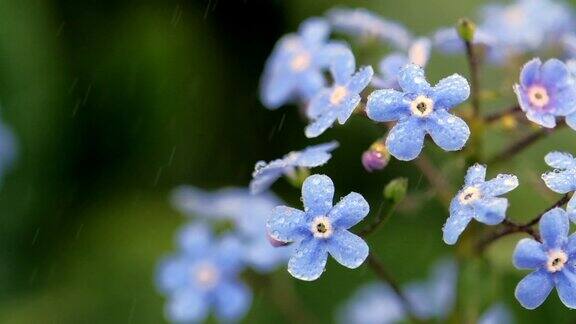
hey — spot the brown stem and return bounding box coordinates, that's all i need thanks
[358,201,396,238]
[476,193,571,252]
[484,105,521,123]
[366,253,422,323]
[413,155,452,207]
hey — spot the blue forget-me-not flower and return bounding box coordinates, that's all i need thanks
[541,151,576,216]
[337,282,405,324]
[514,58,576,128]
[513,208,576,309]
[366,64,470,161]
[267,174,370,281]
[171,187,290,273]
[250,141,339,194]
[305,45,373,138]
[156,223,251,323]
[372,38,431,89]
[478,303,515,324]
[260,18,334,109]
[443,164,519,245]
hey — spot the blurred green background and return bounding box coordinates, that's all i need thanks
[0,0,575,323]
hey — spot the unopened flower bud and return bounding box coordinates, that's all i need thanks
[384,178,408,204]
[285,167,310,188]
[457,18,476,42]
[267,232,289,247]
[361,141,390,172]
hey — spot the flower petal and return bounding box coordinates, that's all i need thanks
[540,207,569,250]
[464,164,487,186]
[299,70,325,100]
[329,192,370,229]
[288,237,328,281]
[556,268,576,309]
[526,109,557,128]
[472,197,507,225]
[328,45,355,84]
[566,112,576,130]
[305,109,338,138]
[267,206,307,243]
[541,58,570,90]
[425,110,470,151]
[478,304,514,324]
[347,66,374,94]
[442,200,474,245]
[167,288,209,323]
[299,17,330,48]
[541,169,576,193]
[366,89,410,122]
[156,256,189,293]
[566,233,576,259]
[327,230,369,269]
[296,141,339,167]
[548,86,576,116]
[386,117,426,161]
[480,174,519,197]
[177,223,212,256]
[249,159,286,194]
[214,281,252,321]
[520,58,542,87]
[514,269,554,310]
[513,238,546,270]
[568,195,576,217]
[431,74,470,110]
[336,93,362,124]
[302,174,334,216]
[398,64,431,94]
[545,151,576,170]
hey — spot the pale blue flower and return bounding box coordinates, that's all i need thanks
[267,174,370,281]
[326,7,412,49]
[366,64,470,161]
[478,303,515,324]
[443,164,519,245]
[250,141,339,194]
[432,27,501,62]
[337,282,405,324]
[372,38,431,89]
[541,151,576,217]
[260,18,334,109]
[156,223,251,323]
[513,208,576,309]
[514,58,576,128]
[305,45,373,138]
[171,187,290,273]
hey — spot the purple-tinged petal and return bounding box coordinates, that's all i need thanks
[166,288,209,323]
[327,230,369,269]
[539,207,569,249]
[480,174,519,197]
[267,206,307,243]
[431,74,470,110]
[545,151,576,170]
[525,109,557,128]
[520,58,542,87]
[541,58,570,90]
[443,200,474,245]
[329,192,370,229]
[548,86,576,116]
[514,269,554,310]
[425,110,470,151]
[555,268,576,309]
[398,64,431,94]
[472,197,507,225]
[214,281,252,321]
[541,169,576,193]
[366,89,410,122]
[302,174,334,216]
[386,117,426,161]
[513,238,546,270]
[464,164,487,186]
[347,65,374,94]
[287,237,328,281]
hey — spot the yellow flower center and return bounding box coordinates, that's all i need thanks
[527,85,550,108]
[410,95,434,117]
[311,216,333,239]
[330,86,348,105]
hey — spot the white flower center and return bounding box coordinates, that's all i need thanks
[311,216,333,239]
[291,52,311,72]
[330,86,348,105]
[410,95,434,117]
[527,85,550,108]
[458,186,482,205]
[546,250,568,273]
[193,263,219,288]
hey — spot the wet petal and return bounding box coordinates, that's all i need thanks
[541,169,576,193]
[514,269,554,310]
[386,117,426,161]
[366,89,410,122]
[425,110,470,151]
[335,93,361,124]
[267,206,307,243]
[288,237,328,281]
[398,64,431,94]
[556,268,576,309]
[473,197,507,225]
[329,192,370,229]
[296,141,339,167]
[214,281,252,321]
[305,109,338,138]
[520,58,542,87]
[540,207,569,250]
[544,151,576,169]
[464,164,487,186]
[249,159,286,194]
[431,74,470,110]
[327,230,369,269]
[301,174,334,216]
[442,200,474,245]
[513,238,546,270]
[480,174,519,197]
[347,65,373,94]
